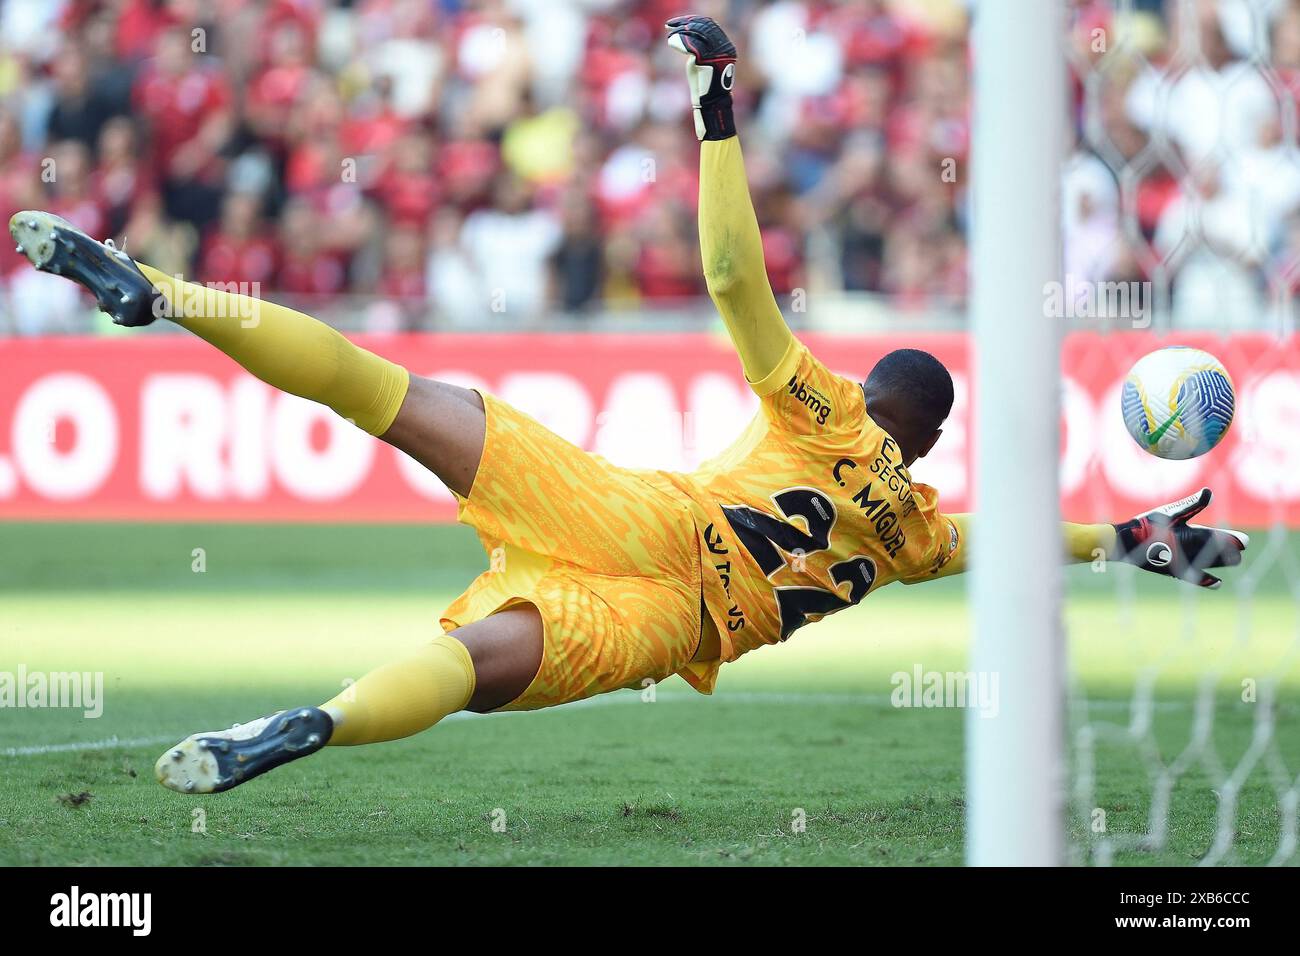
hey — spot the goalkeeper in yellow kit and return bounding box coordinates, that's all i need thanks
[12,16,1248,795]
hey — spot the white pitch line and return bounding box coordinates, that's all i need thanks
[3,734,176,758]
[1,691,1189,757]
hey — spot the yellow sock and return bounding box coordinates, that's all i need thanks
[321,635,477,745]
[137,263,409,436]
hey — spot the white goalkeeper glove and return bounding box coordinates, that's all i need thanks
[665,15,738,141]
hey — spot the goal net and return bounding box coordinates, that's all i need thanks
[1059,0,1298,866]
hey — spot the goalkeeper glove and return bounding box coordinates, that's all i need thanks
[665,15,737,141]
[1113,488,1248,589]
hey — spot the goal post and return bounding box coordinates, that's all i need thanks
[966,0,1068,865]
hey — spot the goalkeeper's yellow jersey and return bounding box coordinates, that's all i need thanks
[639,338,963,675]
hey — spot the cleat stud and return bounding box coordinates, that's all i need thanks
[219,741,230,753]
[196,740,208,751]
[25,218,35,228]
[298,709,311,718]
[14,245,21,254]
[119,293,131,305]
[48,231,57,240]
[171,749,183,760]
[306,734,320,746]
[184,781,195,792]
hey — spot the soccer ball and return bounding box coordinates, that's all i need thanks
[1120,346,1235,460]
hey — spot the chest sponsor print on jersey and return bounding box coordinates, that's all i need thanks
[832,438,917,560]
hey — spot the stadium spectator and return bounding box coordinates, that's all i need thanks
[550,190,605,314]
[460,175,560,321]
[0,109,40,282]
[276,198,348,298]
[94,117,155,238]
[200,190,277,289]
[132,23,234,228]
[46,41,119,149]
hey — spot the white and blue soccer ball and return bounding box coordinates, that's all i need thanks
[1121,346,1235,460]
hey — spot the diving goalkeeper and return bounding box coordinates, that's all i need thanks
[10,16,1248,795]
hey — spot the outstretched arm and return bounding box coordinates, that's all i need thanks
[919,489,1248,590]
[924,516,1115,580]
[699,138,793,383]
[667,16,794,385]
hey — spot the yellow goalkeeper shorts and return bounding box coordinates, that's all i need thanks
[439,392,707,711]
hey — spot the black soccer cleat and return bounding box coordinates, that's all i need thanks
[154,707,334,794]
[9,210,164,327]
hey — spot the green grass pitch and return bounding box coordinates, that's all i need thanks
[2,522,1297,866]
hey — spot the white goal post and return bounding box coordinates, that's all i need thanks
[966,0,1067,865]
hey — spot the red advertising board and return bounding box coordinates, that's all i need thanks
[0,332,1297,525]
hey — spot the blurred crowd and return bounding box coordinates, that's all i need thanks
[1066,0,1300,331]
[0,0,1295,333]
[0,0,971,331]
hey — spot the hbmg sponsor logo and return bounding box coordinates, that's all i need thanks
[785,376,833,426]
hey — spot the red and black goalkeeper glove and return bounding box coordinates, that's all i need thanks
[665,15,737,141]
[1113,488,1248,589]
